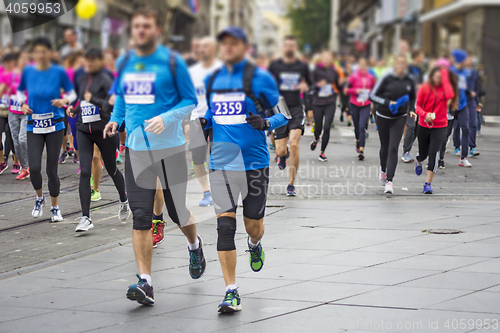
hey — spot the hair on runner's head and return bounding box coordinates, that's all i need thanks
[85,47,103,60]
[132,6,163,27]
[32,37,52,50]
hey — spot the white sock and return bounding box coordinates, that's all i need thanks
[187,237,200,251]
[140,274,152,286]
[225,284,238,292]
[248,237,260,249]
[51,206,59,210]
[37,194,44,200]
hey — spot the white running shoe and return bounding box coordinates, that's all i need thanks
[379,169,387,186]
[50,207,63,222]
[459,158,472,168]
[384,181,394,194]
[118,201,131,221]
[75,216,94,232]
[32,196,45,218]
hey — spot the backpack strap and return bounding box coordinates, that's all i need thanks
[205,68,222,106]
[169,50,178,93]
[243,62,264,113]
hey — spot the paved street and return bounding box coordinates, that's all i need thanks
[0,120,499,332]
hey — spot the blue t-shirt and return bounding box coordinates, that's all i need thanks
[18,65,74,132]
[451,66,468,111]
[204,59,287,171]
[110,46,197,151]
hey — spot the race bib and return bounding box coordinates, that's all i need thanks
[124,73,156,104]
[195,85,206,97]
[32,113,56,134]
[279,73,301,91]
[318,84,333,97]
[9,95,22,112]
[0,94,9,107]
[212,93,246,125]
[458,75,467,90]
[357,89,370,103]
[81,101,101,123]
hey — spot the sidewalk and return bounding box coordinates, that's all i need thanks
[1,199,499,332]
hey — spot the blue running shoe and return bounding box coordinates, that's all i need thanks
[423,182,433,194]
[188,236,206,279]
[126,274,154,305]
[269,144,275,150]
[469,148,480,157]
[415,162,423,176]
[454,148,461,156]
[218,289,241,313]
[286,183,297,196]
[199,191,213,207]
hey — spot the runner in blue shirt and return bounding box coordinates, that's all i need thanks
[18,37,77,222]
[103,6,206,306]
[201,26,289,313]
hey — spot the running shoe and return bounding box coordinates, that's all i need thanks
[423,182,433,194]
[286,183,297,197]
[116,150,122,163]
[402,152,413,163]
[454,148,461,156]
[318,153,328,162]
[58,151,68,164]
[340,113,344,122]
[415,162,423,176]
[370,115,375,124]
[16,168,30,180]
[12,163,20,174]
[73,155,79,164]
[358,151,364,161]
[32,195,45,218]
[310,139,318,151]
[118,201,131,221]
[67,148,74,157]
[379,169,387,186]
[0,162,8,174]
[152,220,165,248]
[459,158,472,168]
[347,121,352,127]
[438,160,445,170]
[119,145,126,156]
[218,289,241,313]
[91,190,102,202]
[247,236,265,272]
[278,156,287,170]
[269,144,275,150]
[50,207,63,222]
[188,235,206,279]
[126,274,154,306]
[469,148,480,157]
[75,216,94,232]
[199,191,213,207]
[384,181,394,194]
[77,164,81,175]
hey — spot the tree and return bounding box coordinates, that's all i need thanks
[287,0,331,53]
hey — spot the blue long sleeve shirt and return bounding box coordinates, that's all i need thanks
[451,66,468,111]
[204,58,288,171]
[110,46,197,151]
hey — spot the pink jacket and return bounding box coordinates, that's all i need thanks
[345,70,376,107]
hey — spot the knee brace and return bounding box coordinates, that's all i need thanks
[217,216,237,251]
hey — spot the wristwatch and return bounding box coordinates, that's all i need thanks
[264,120,271,130]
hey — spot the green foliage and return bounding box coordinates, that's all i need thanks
[287,0,331,53]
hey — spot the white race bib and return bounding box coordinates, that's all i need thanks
[212,93,246,125]
[318,84,333,97]
[357,89,370,103]
[124,73,156,104]
[81,101,101,123]
[458,75,467,90]
[279,73,301,91]
[9,95,22,111]
[0,94,9,107]
[32,113,56,134]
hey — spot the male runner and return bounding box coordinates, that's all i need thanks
[188,37,222,207]
[103,6,206,306]
[268,35,310,196]
[201,27,289,313]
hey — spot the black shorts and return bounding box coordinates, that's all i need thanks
[210,167,269,220]
[274,105,305,140]
[189,120,209,166]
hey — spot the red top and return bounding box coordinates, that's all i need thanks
[345,70,376,107]
[415,68,455,129]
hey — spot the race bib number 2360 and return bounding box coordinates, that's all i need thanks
[123,73,156,104]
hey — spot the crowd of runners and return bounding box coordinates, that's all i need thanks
[0,5,487,313]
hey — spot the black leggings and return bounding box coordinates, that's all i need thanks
[313,104,336,152]
[350,104,371,148]
[77,130,127,217]
[125,147,191,230]
[440,119,454,161]
[417,125,447,173]
[27,129,64,197]
[376,115,406,182]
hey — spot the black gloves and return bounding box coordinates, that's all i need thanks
[246,111,270,131]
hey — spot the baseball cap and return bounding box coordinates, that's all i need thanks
[217,26,248,44]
